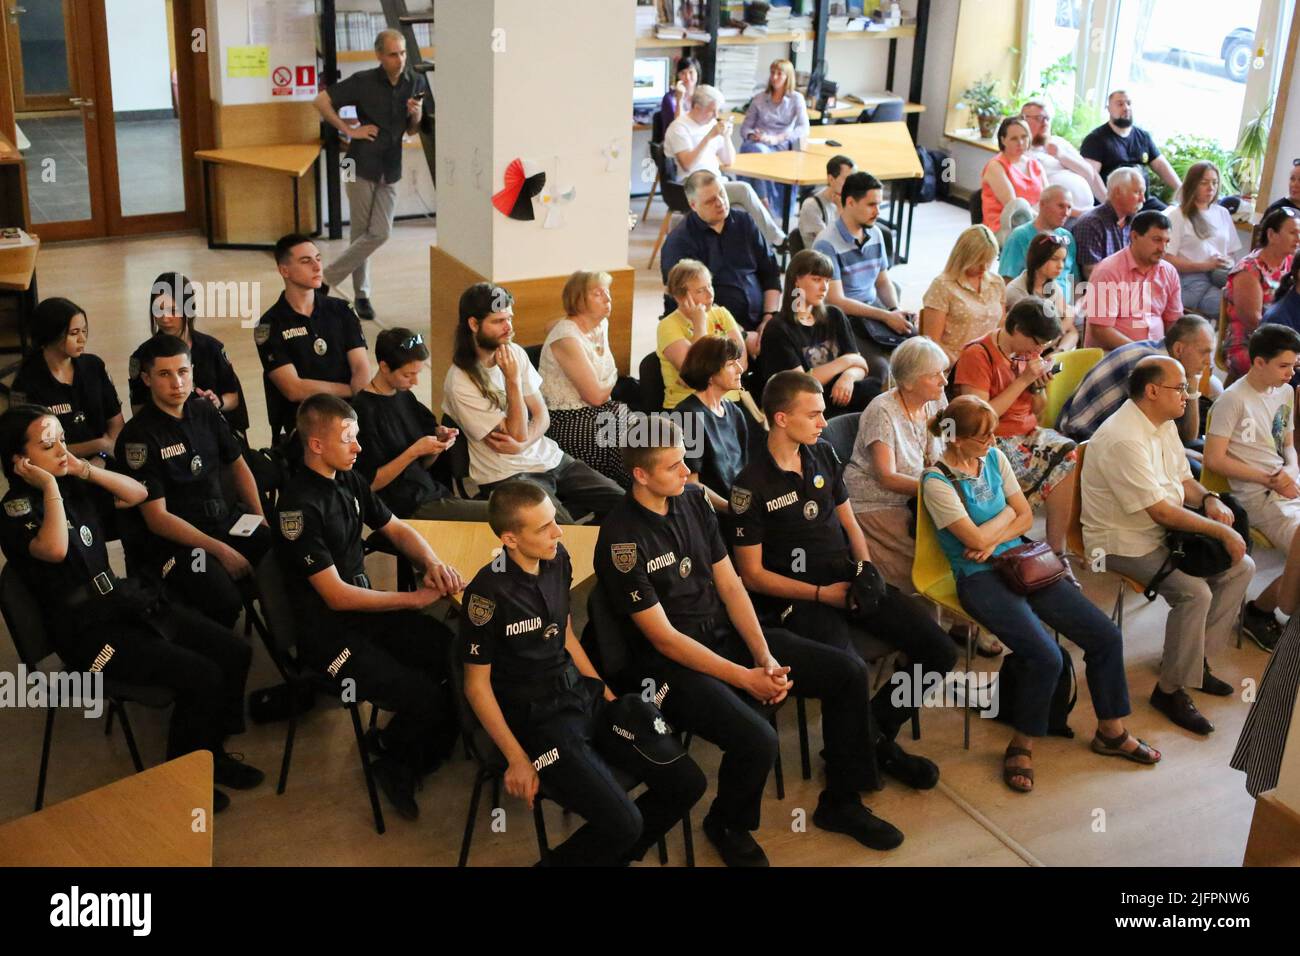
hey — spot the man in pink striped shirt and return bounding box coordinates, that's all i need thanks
[1083,209,1184,351]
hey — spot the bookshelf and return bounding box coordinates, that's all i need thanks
[337,46,434,62]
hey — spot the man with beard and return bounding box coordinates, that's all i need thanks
[441,283,624,524]
[1019,99,1104,211]
[1080,91,1182,212]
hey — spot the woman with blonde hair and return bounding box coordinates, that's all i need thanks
[1165,160,1241,318]
[657,258,749,409]
[540,270,638,485]
[738,58,810,216]
[920,225,1006,367]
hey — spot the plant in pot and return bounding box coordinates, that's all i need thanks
[959,75,1006,139]
[1230,97,1273,203]
[1149,134,1239,205]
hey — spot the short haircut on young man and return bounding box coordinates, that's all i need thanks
[273,233,315,266]
[1248,323,1300,362]
[1005,296,1062,343]
[620,415,684,476]
[840,170,883,205]
[138,333,192,373]
[826,154,854,178]
[1129,357,1174,401]
[762,370,823,420]
[375,327,430,369]
[1130,210,1171,236]
[487,479,550,537]
[296,393,357,438]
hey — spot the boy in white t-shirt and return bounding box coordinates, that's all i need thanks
[442,283,624,524]
[1204,324,1300,651]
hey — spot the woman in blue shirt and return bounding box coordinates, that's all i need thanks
[921,395,1158,792]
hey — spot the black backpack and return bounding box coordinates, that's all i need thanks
[985,642,1077,738]
[910,147,950,204]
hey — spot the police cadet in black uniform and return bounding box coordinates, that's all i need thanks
[731,371,957,787]
[274,394,465,820]
[114,335,271,629]
[128,273,249,438]
[0,405,262,813]
[595,418,904,868]
[461,481,705,866]
[254,234,370,440]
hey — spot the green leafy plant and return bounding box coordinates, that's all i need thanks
[1149,134,1240,204]
[958,75,1007,138]
[1231,98,1273,199]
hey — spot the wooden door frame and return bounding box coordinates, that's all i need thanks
[3,0,81,114]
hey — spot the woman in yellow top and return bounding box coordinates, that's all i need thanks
[657,259,749,409]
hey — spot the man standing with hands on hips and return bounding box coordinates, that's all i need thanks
[314,29,431,320]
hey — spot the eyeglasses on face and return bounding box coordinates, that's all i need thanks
[1155,383,1194,396]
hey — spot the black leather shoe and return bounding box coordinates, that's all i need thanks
[354,297,376,320]
[1242,604,1280,652]
[1199,659,1234,697]
[371,756,419,821]
[813,791,904,850]
[702,814,769,867]
[878,738,940,790]
[213,788,230,813]
[214,751,265,790]
[1150,685,1214,735]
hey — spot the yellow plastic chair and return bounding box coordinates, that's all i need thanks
[1041,347,1103,430]
[1069,442,1145,628]
[913,476,984,749]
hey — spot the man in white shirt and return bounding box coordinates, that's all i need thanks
[663,85,785,247]
[1082,356,1254,735]
[797,154,854,250]
[1020,99,1105,212]
[1204,324,1300,652]
[442,283,625,524]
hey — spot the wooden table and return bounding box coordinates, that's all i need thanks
[0,233,39,396]
[194,143,322,251]
[406,520,602,600]
[723,121,924,262]
[0,751,213,866]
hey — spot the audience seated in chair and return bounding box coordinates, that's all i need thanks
[675,335,750,513]
[998,184,1079,304]
[658,258,750,410]
[1019,98,1105,211]
[1164,161,1241,320]
[1223,207,1300,382]
[1005,233,1079,351]
[1070,167,1146,281]
[798,154,855,251]
[1083,210,1182,351]
[920,225,1005,368]
[737,58,810,219]
[1080,90,1182,212]
[982,117,1045,246]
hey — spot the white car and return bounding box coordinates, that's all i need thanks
[1143,0,1257,82]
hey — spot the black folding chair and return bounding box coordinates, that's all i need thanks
[437,414,474,499]
[821,410,861,464]
[637,352,665,415]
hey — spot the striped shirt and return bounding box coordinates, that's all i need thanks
[1055,337,1165,440]
[813,218,886,307]
[1070,201,1131,275]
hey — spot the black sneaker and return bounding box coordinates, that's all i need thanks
[371,756,419,821]
[1242,604,1281,652]
[1199,659,1234,697]
[214,751,265,790]
[702,814,769,867]
[213,788,230,814]
[878,738,940,790]
[354,297,376,320]
[812,791,904,850]
[1150,685,1214,735]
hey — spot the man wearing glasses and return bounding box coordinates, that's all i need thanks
[1019,99,1105,211]
[351,327,490,521]
[1082,356,1255,736]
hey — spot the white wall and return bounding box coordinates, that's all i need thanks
[206,0,317,106]
[106,0,173,113]
[1264,54,1300,206]
[915,3,986,193]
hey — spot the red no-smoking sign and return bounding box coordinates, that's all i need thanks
[272,66,293,96]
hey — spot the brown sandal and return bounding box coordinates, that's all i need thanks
[1091,729,1161,765]
[1003,745,1034,793]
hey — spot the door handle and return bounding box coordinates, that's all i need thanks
[9,5,27,23]
[70,97,95,107]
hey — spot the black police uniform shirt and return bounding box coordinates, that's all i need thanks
[675,394,748,500]
[114,393,243,538]
[352,389,452,517]
[327,66,432,185]
[1079,122,1161,186]
[128,331,248,432]
[759,306,858,385]
[595,485,729,653]
[254,290,366,434]
[10,353,120,449]
[460,543,574,697]
[274,465,393,614]
[730,439,851,604]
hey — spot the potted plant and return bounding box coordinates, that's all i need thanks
[959,75,1005,139]
[1231,98,1273,201]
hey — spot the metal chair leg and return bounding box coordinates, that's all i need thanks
[277,703,298,794]
[104,700,114,736]
[532,798,550,864]
[35,707,55,811]
[796,696,812,781]
[647,213,674,269]
[657,835,669,865]
[964,628,973,751]
[771,713,785,799]
[116,704,146,773]
[682,810,695,867]
[458,769,488,867]
[349,703,385,835]
[910,708,921,742]
[491,775,502,811]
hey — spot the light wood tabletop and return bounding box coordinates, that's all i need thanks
[0,751,213,866]
[0,235,39,292]
[406,520,602,601]
[724,120,922,186]
[193,143,322,178]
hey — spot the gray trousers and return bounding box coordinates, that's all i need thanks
[1105,546,1255,691]
[409,496,491,522]
[324,174,398,298]
[722,180,785,246]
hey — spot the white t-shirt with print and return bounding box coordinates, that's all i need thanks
[1207,376,1294,506]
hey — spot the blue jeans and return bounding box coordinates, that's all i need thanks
[1179,269,1228,318]
[955,570,1130,737]
[738,138,797,217]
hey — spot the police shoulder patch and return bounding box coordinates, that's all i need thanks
[611,542,637,573]
[467,594,496,626]
[730,486,752,515]
[254,324,271,346]
[279,510,305,541]
[3,498,31,518]
[124,443,148,470]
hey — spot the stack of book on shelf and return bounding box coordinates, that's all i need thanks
[0,227,35,248]
[716,45,760,107]
[636,2,658,36]
[334,11,432,51]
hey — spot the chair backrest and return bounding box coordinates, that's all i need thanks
[660,177,690,215]
[1198,409,1231,494]
[1215,297,1229,372]
[583,586,636,693]
[0,566,54,668]
[821,410,861,463]
[651,108,666,144]
[786,225,806,255]
[911,476,954,597]
[523,344,543,371]
[439,413,472,481]
[868,99,905,123]
[254,555,302,662]
[1066,441,1088,557]
[877,221,897,268]
[649,141,677,183]
[968,186,984,225]
[1041,347,1103,429]
[638,351,665,413]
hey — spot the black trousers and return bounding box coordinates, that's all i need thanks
[64,602,251,758]
[780,585,958,740]
[482,454,626,525]
[505,685,706,866]
[154,517,273,628]
[303,609,455,775]
[634,621,879,832]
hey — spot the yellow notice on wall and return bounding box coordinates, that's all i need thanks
[227,45,270,78]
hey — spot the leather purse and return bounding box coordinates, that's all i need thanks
[991,539,1068,594]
